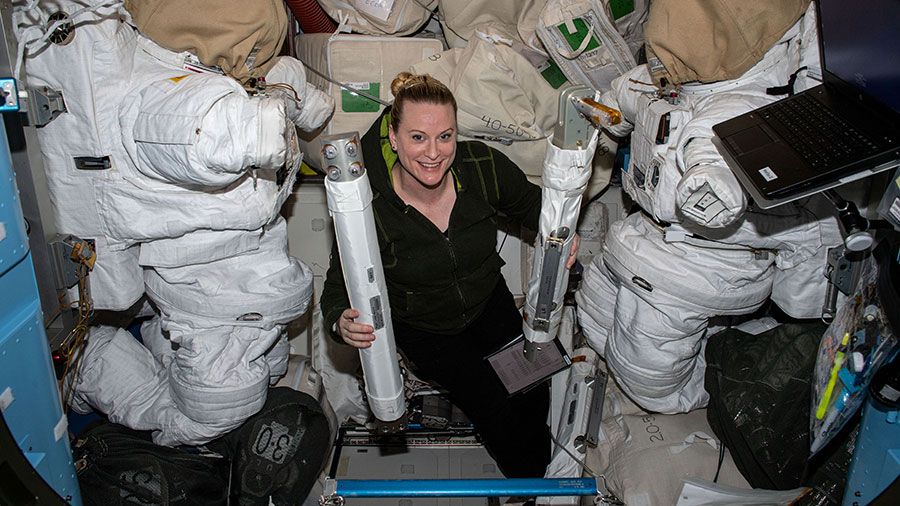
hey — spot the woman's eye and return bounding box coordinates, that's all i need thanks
[440,133,453,140]
[412,134,423,141]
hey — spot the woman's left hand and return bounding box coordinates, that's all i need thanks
[566,233,580,269]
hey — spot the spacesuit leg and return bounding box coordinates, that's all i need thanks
[140,314,175,368]
[265,333,291,385]
[604,285,711,413]
[575,252,619,354]
[68,325,247,444]
[139,220,312,445]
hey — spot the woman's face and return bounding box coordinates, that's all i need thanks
[388,101,457,190]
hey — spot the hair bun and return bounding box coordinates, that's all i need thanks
[391,72,427,97]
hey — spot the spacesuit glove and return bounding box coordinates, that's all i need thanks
[265,56,335,132]
[675,162,747,228]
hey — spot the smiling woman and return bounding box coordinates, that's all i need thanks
[321,72,554,480]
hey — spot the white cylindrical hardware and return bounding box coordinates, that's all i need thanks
[323,133,406,422]
[523,87,606,360]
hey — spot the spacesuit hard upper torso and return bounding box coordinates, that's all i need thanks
[16,0,335,445]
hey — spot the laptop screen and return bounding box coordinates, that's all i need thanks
[819,0,900,113]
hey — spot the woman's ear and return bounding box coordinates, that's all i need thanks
[388,125,397,151]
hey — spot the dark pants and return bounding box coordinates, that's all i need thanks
[392,278,551,478]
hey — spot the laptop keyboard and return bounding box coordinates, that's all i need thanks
[761,93,880,168]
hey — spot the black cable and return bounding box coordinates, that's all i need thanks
[713,440,725,483]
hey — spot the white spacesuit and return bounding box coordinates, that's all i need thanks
[15,0,334,445]
[576,0,846,413]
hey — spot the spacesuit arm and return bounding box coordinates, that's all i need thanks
[321,239,353,344]
[675,135,748,228]
[128,73,289,187]
[265,56,335,132]
[597,65,655,139]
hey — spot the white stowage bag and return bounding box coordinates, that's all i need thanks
[535,0,638,92]
[317,0,437,36]
[436,0,547,50]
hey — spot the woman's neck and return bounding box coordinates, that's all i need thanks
[392,162,457,231]
[393,162,454,204]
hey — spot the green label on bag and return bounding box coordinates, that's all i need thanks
[341,82,380,112]
[557,18,600,53]
[609,0,635,19]
[539,59,568,89]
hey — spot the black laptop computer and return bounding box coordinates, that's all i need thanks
[711,0,900,209]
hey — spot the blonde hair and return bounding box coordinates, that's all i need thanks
[389,72,457,131]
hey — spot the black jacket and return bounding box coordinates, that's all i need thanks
[321,108,541,339]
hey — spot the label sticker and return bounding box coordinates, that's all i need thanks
[369,295,384,330]
[647,56,666,74]
[54,413,67,442]
[341,82,381,113]
[356,0,394,22]
[609,0,636,19]
[889,197,900,221]
[0,222,6,243]
[557,18,600,53]
[539,59,568,89]
[0,387,13,412]
[680,183,727,224]
[759,167,778,182]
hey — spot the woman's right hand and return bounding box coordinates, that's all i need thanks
[336,308,376,348]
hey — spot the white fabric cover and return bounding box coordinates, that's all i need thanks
[265,56,335,133]
[595,213,775,413]
[18,1,331,444]
[310,307,371,425]
[68,326,255,445]
[524,134,598,345]
[577,194,844,412]
[16,1,144,310]
[144,218,312,329]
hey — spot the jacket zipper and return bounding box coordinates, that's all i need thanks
[444,233,469,325]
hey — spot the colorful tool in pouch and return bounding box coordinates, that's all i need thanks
[817,332,851,419]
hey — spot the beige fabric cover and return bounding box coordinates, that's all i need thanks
[124,0,287,87]
[437,0,547,49]
[644,0,811,85]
